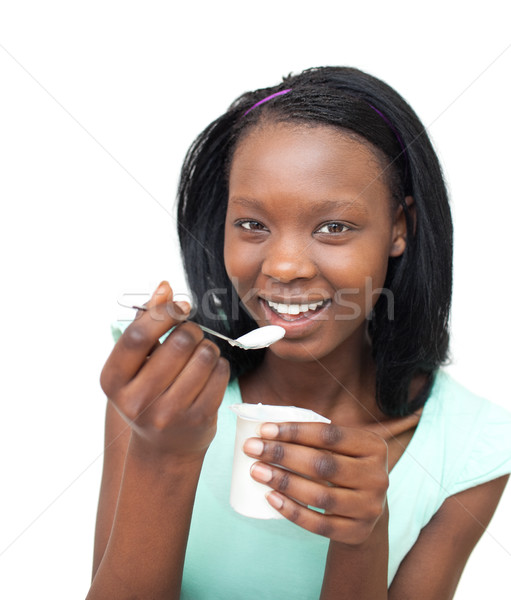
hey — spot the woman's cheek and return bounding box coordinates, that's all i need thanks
[224,240,261,294]
[326,250,389,319]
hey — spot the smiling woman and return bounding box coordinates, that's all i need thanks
[178,68,450,417]
[224,124,405,362]
[88,67,511,600]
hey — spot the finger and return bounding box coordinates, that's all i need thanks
[147,338,222,422]
[250,462,374,519]
[258,422,386,458]
[243,438,386,488]
[121,322,205,407]
[191,357,231,417]
[101,282,190,395]
[264,491,368,543]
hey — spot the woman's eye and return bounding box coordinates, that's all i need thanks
[316,222,350,234]
[239,220,267,231]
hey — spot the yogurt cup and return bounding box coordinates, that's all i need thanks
[229,403,330,519]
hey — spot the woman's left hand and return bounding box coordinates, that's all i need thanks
[243,422,389,545]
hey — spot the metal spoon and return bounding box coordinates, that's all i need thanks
[129,305,285,350]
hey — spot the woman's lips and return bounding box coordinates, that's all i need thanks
[259,298,331,337]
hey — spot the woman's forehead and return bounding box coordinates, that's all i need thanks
[229,122,392,206]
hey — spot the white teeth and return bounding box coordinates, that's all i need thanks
[266,299,326,315]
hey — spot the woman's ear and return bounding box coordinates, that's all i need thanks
[389,196,415,257]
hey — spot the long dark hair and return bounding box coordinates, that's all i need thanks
[177,66,452,416]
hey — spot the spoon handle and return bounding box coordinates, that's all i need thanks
[130,305,241,347]
[195,323,241,347]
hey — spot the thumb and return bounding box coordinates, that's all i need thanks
[149,280,173,307]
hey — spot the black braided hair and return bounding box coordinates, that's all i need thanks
[177,67,452,417]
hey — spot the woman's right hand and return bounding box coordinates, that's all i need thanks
[99,281,230,460]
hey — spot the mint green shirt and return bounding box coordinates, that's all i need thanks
[181,372,511,598]
[110,323,511,596]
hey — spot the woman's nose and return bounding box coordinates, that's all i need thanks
[261,237,317,283]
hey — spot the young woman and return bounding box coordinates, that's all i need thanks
[88,67,511,599]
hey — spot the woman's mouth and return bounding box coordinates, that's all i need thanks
[265,298,328,321]
[258,297,331,338]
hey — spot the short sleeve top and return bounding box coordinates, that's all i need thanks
[181,372,511,598]
[109,323,511,596]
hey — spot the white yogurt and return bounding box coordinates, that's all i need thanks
[230,402,331,423]
[234,325,285,349]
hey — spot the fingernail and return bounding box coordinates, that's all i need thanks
[151,281,172,305]
[266,491,284,510]
[243,438,264,456]
[259,423,279,438]
[174,300,191,315]
[250,463,272,483]
[152,281,170,302]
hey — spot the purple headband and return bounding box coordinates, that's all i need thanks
[242,89,407,176]
[368,103,408,162]
[244,89,292,116]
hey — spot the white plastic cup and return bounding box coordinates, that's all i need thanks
[229,403,331,519]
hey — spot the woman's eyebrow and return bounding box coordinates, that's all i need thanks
[229,196,264,209]
[229,196,369,215]
[310,199,369,215]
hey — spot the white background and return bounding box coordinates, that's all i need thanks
[1,1,510,598]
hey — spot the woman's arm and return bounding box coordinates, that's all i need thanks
[389,474,509,599]
[91,400,131,578]
[319,475,509,600]
[320,502,389,599]
[245,422,509,599]
[87,282,230,599]
[88,432,208,599]
[244,422,390,598]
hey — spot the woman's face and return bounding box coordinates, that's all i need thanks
[224,121,407,362]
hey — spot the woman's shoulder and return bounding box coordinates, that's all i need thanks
[427,369,511,423]
[422,369,511,495]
